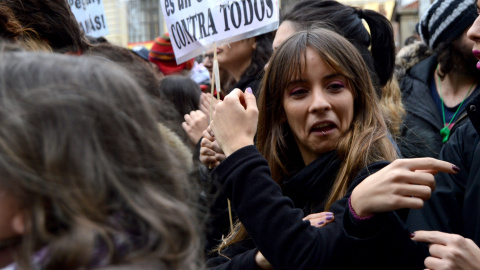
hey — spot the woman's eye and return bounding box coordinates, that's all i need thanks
[328,82,345,91]
[289,87,308,96]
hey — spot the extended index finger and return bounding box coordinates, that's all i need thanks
[397,158,458,174]
[411,230,449,245]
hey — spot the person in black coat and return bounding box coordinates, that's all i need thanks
[398,0,480,159]
[203,28,456,270]
[407,95,480,269]
[406,1,480,268]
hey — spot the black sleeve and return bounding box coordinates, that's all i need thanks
[207,248,258,270]
[406,122,476,235]
[341,161,429,269]
[211,146,394,269]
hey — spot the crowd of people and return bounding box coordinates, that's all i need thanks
[0,0,480,269]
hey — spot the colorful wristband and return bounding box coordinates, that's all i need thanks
[348,196,375,221]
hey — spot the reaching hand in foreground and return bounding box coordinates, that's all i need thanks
[208,88,258,157]
[350,158,459,217]
[412,231,480,270]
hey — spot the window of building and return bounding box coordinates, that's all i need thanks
[127,0,160,43]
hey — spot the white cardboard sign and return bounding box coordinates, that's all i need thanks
[68,0,109,38]
[162,0,279,63]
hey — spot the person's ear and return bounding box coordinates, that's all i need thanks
[251,38,257,51]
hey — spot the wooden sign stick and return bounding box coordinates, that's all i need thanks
[209,42,233,233]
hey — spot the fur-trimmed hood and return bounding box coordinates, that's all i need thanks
[395,41,433,82]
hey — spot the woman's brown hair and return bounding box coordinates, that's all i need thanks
[219,28,397,249]
[0,4,51,51]
[0,51,203,269]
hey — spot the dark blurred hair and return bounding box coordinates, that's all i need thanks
[281,0,395,92]
[435,37,480,79]
[2,0,91,53]
[87,36,109,45]
[158,75,202,116]
[85,43,161,99]
[0,4,51,51]
[244,32,273,78]
[0,51,202,269]
[85,43,194,151]
[0,4,23,40]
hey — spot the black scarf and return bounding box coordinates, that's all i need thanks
[281,151,341,215]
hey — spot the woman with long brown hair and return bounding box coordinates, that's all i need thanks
[204,28,456,269]
[0,51,203,270]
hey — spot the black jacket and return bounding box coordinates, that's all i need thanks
[208,146,425,269]
[406,93,480,245]
[230,73,262,97]
[398,55,478,158]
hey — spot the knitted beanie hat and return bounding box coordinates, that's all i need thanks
[419,0,477,50]
[149,33,194,75]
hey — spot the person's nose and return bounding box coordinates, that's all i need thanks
[467,16,480,42]
[308,87,331,113]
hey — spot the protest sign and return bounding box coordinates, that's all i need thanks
[162,0,279,63]
[69,0,109,38]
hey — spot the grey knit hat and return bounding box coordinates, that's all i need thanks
[419,0,477,50]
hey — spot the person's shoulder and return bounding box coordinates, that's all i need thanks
[444,120,479,157]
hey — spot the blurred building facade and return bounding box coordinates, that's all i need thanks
[103,0,434,50]
[104,0,164,48]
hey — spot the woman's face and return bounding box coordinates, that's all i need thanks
[272,21,296,51]
[202,50,214,75]
[264,21,296,71]
[467,0,480,69]
[216,38,256,77]
[282,47,354,165]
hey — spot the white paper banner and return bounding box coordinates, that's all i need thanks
[162,0,279,64]
[69,0,109,38]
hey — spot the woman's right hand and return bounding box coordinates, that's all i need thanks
[209,88,258,157]
[350,158,459,217]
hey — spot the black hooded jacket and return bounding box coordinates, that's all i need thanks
[398,55,479,158]
[406,93,480,245]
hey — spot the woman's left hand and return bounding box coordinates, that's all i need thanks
[209,88,258,157]
[303,212,335,228]
[350,158,458,217]
[412,231,480,270]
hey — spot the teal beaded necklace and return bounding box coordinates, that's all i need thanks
[436,66,476,143]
